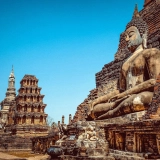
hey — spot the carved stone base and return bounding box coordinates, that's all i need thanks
[109,149,145,160]
[59,155,115,160]
[0,132,32,151]
[96,111,146,125]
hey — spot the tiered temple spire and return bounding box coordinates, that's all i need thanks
[0,66,16,124]
[13,75,48,136]
[6,66,16,100]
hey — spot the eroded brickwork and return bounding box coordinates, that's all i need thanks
[13,75,48,136]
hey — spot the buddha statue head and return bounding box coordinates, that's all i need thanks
[125,4,148,53]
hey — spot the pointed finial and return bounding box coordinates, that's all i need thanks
[9,65,15,78]
[12,65,14,73]
[132,4,140,19]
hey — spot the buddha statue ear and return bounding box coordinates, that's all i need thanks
[142,32,147,49]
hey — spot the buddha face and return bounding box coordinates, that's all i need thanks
[125,26,143,53]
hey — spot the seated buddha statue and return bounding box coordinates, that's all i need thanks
[88,6,160,120]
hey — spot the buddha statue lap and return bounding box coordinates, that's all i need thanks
[88,5,160,120]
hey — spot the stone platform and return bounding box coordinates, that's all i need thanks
[0,132,32,151]
[95,111,146,126]
[59,155,115,160]
[109,149,145,160]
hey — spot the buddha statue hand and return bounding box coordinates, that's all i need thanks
[108,95,131,103]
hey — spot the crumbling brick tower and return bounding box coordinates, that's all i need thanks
[0,67,16,125]
[13,75,48,137]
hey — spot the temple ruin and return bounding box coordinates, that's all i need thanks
[1,0,160,160]
[48,0,160,159]
[0,74,49,150]
[0,67,16,126]
[9,75,48,136]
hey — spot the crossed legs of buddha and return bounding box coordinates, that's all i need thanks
[93,91,153,120]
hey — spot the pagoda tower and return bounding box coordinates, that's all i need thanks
[14,75,48,137]
[0,67,16,124]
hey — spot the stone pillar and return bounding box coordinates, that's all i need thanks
[43,116,46,125]
[21,117,22,124]
[26,116,29,124]
[62,115,64,124]
[29,117,32,124]
[125,131,135,152]
[69,114,72,124]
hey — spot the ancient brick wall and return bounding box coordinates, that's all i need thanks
[144,0,153,6]
[141,0,160,37]
[73,88,99,122]
[0,132,32,151]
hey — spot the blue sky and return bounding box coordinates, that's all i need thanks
[0,0,144,124]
